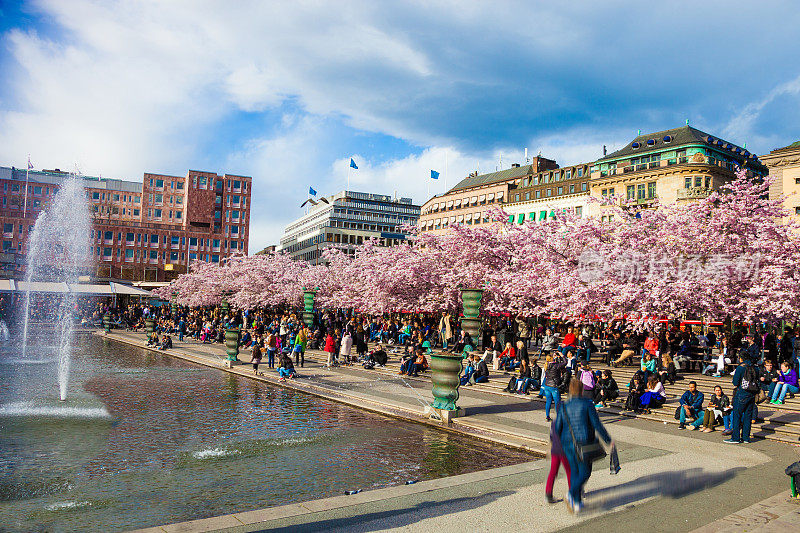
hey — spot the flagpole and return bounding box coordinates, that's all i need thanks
[444,151,448,191]
[347,164,350,191]
[23,155,30,219]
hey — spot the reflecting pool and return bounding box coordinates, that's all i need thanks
[0,335,532,532]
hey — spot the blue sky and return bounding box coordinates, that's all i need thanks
[1,0,800,251]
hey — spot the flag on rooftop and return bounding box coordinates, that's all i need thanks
[350,158,358,169]
[27,157,33,170]
[431,170,440,180]
[309,187,317,196]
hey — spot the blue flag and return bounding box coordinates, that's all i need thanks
[309,187,317,196]
[350,158,358,169]
[431,170,440,180]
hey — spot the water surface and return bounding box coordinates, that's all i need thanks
[0,335,532,532]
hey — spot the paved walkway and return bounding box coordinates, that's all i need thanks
[103,332,797,533]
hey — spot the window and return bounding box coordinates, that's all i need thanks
[601,188,607,197]
[170,252,179,261]
[536,190,541,199]
[133,209,140,216]
[575,206,583,217]
[581,182,587,192]
[33,186,42,195]
[213,239,220,248]
[104,231,113,240]
[3,223,12,234]
[150,250,157,259]
[125,249,134,259]
[517,213,525,224]
[155,193,163,204]
[565,170,571,179]
[569,184,575,193]
[609,187,614,196]
[126,232,134,241]
[171,236,180,245]
[627,185,635,200]
[177,181,184,190]
[175,210,182,219]
[695,176,703,188]
[577,168,584,177]
[150,234,158,243]
[92,192,100,200]
[648,182,657,198]
[556,186,563,195]
[705,177,711,188]
[103,247,112,257]
[113,194,120,201]
[155,179,164,188]
[189,252,197,261]
[637,184,646,199]
[214,211,221,220]
[524,192,530,200]
[685,177,692,189]
[546,188,552,197]
[211,254,220,263]
[233,180,241,189]
[153,209,162,218]
[189,237,198,246]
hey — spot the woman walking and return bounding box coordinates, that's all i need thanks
[554,379,614,513]
[545,416,571,504]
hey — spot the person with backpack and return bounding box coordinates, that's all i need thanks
[725,350,760,444]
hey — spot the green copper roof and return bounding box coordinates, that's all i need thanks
[597,125,755,163]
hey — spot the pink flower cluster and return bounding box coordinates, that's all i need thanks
[155,170,800,322]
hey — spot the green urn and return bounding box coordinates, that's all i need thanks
[103,312,112,333]
[430,352,464,412]
[224,327,240,363]
[302,289,316,327]
[145,317,155,334]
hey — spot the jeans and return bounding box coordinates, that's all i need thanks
[541,385,560,418]
[678,406,697,425]
[294,348,304,368]
[545,454,571,496]
[566,452,592,504]
[772,383,799,402]
[267,348,276,368]
[398,333,410,345]
[731,391,755,442]
[460,367,475,385]
[278,367,294,378]
[474,375,488,383]
[178,331,184,342]
[440,329,448,349]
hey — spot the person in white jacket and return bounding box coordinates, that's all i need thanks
[340,332,354,365]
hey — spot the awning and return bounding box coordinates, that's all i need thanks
[496,191,504,198]
[15,281,69,293]
[69,283,114,295]
[111,282,153,297]
[487,193,495,200]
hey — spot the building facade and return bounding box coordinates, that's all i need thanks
[590,126,767,219]
[418,156,559,233]
[761,140,800,221]
[418,125,768,232]
[0,166,252,281]
[277,190,420,264]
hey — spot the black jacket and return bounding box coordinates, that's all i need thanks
[474,360,489,379]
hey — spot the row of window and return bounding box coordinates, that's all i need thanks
[190,176,248,192]
[425,193,503,214]
[519,167,586,187]
[93,231,243,249]
[148,178,185,190]
[512,182,588,203]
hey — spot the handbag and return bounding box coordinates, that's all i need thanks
[562,403,608,463]
[755,389,767,404]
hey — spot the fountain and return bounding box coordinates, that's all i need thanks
[19,175,91,401]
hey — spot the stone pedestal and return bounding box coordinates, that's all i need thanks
[460,318,482,345]
[424,405,465,423]
[103,312,111,333]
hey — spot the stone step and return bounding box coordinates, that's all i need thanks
[304,350,800,443]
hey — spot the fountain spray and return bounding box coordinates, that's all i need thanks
[20,175,91,401]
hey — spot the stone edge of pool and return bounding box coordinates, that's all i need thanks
[130,459,545,533]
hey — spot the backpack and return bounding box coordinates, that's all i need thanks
[740,365,760,393]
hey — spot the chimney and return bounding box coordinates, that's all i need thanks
[603,145,607,156]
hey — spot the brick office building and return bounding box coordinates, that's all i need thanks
[0,166,252,281]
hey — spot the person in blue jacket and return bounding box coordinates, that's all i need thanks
[677,381,704,430]
[725,349,760,444]
[554,378,614,514]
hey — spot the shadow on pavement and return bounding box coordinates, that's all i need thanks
[252,490,514,533]
[585,466,742,512]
